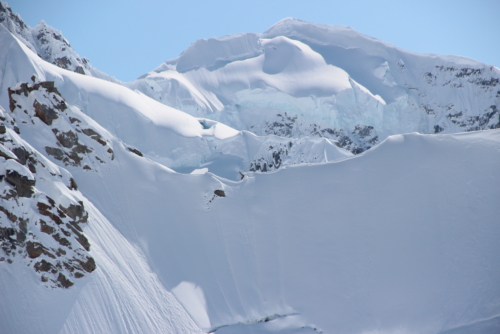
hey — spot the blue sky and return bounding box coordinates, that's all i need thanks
[8,0,500,82]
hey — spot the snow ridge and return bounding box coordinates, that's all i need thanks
[0,1,120,83]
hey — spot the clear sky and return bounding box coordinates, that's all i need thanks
[8,0,500,82]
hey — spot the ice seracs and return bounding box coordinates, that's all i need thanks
[130,18,500,153]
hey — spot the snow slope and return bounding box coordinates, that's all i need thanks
[0,104,202,333]
[130,18,500,153]
[61,128,500,334]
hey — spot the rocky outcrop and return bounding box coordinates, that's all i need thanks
[0,104,95,289]
[8,79,114,169]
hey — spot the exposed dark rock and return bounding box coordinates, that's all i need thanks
[5,170,35,197]
[57,273,74,288]
[74,272,84,278]
[52,233,71,248]
[55,248,66,256]
[65,223,90,251]
[214,189,225,197]
[27,159,37,173]
[107,148,114,160]
[352,125,374,138]
[34,259,54,272]
[54,130,79,148]
[37,202,64,225]
[33,100,58,125]
[68,177,78,190]
[54,57,71,70]
[0,205,17,222]
[26,241,44,258]
[434,125,444,133]
[40,219,55,234]
[78,256,96,273]
[12,146,29,165]
[45,146,65,160]
[26,241,55,259]
[59,201,87,224]
[61,227,71,237]
[127,147,143,157]
[0,227,16,240]
[82,128,106,146]
[74,66,85,75]
[0,147,16,161]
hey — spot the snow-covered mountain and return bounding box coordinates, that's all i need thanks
[0,3,499,334]
[129,18,500,153]
[0,1,120,83]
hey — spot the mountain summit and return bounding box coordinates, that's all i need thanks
[129,18,500,153]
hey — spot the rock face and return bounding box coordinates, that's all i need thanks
[0,103,95,289]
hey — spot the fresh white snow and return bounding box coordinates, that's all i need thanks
[0,7,499,334]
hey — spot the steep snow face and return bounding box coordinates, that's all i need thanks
[64,128,500,334]
[0,1,119,83]
[131,18,500,153]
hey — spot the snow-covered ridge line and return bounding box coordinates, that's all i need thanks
[0,1,120,83]
[0,23,352,181]
[130,18,500,154]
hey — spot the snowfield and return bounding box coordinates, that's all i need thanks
[1,3,499,334]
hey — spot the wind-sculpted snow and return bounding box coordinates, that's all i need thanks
[0,26,351,180]
[131,18,500,154]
